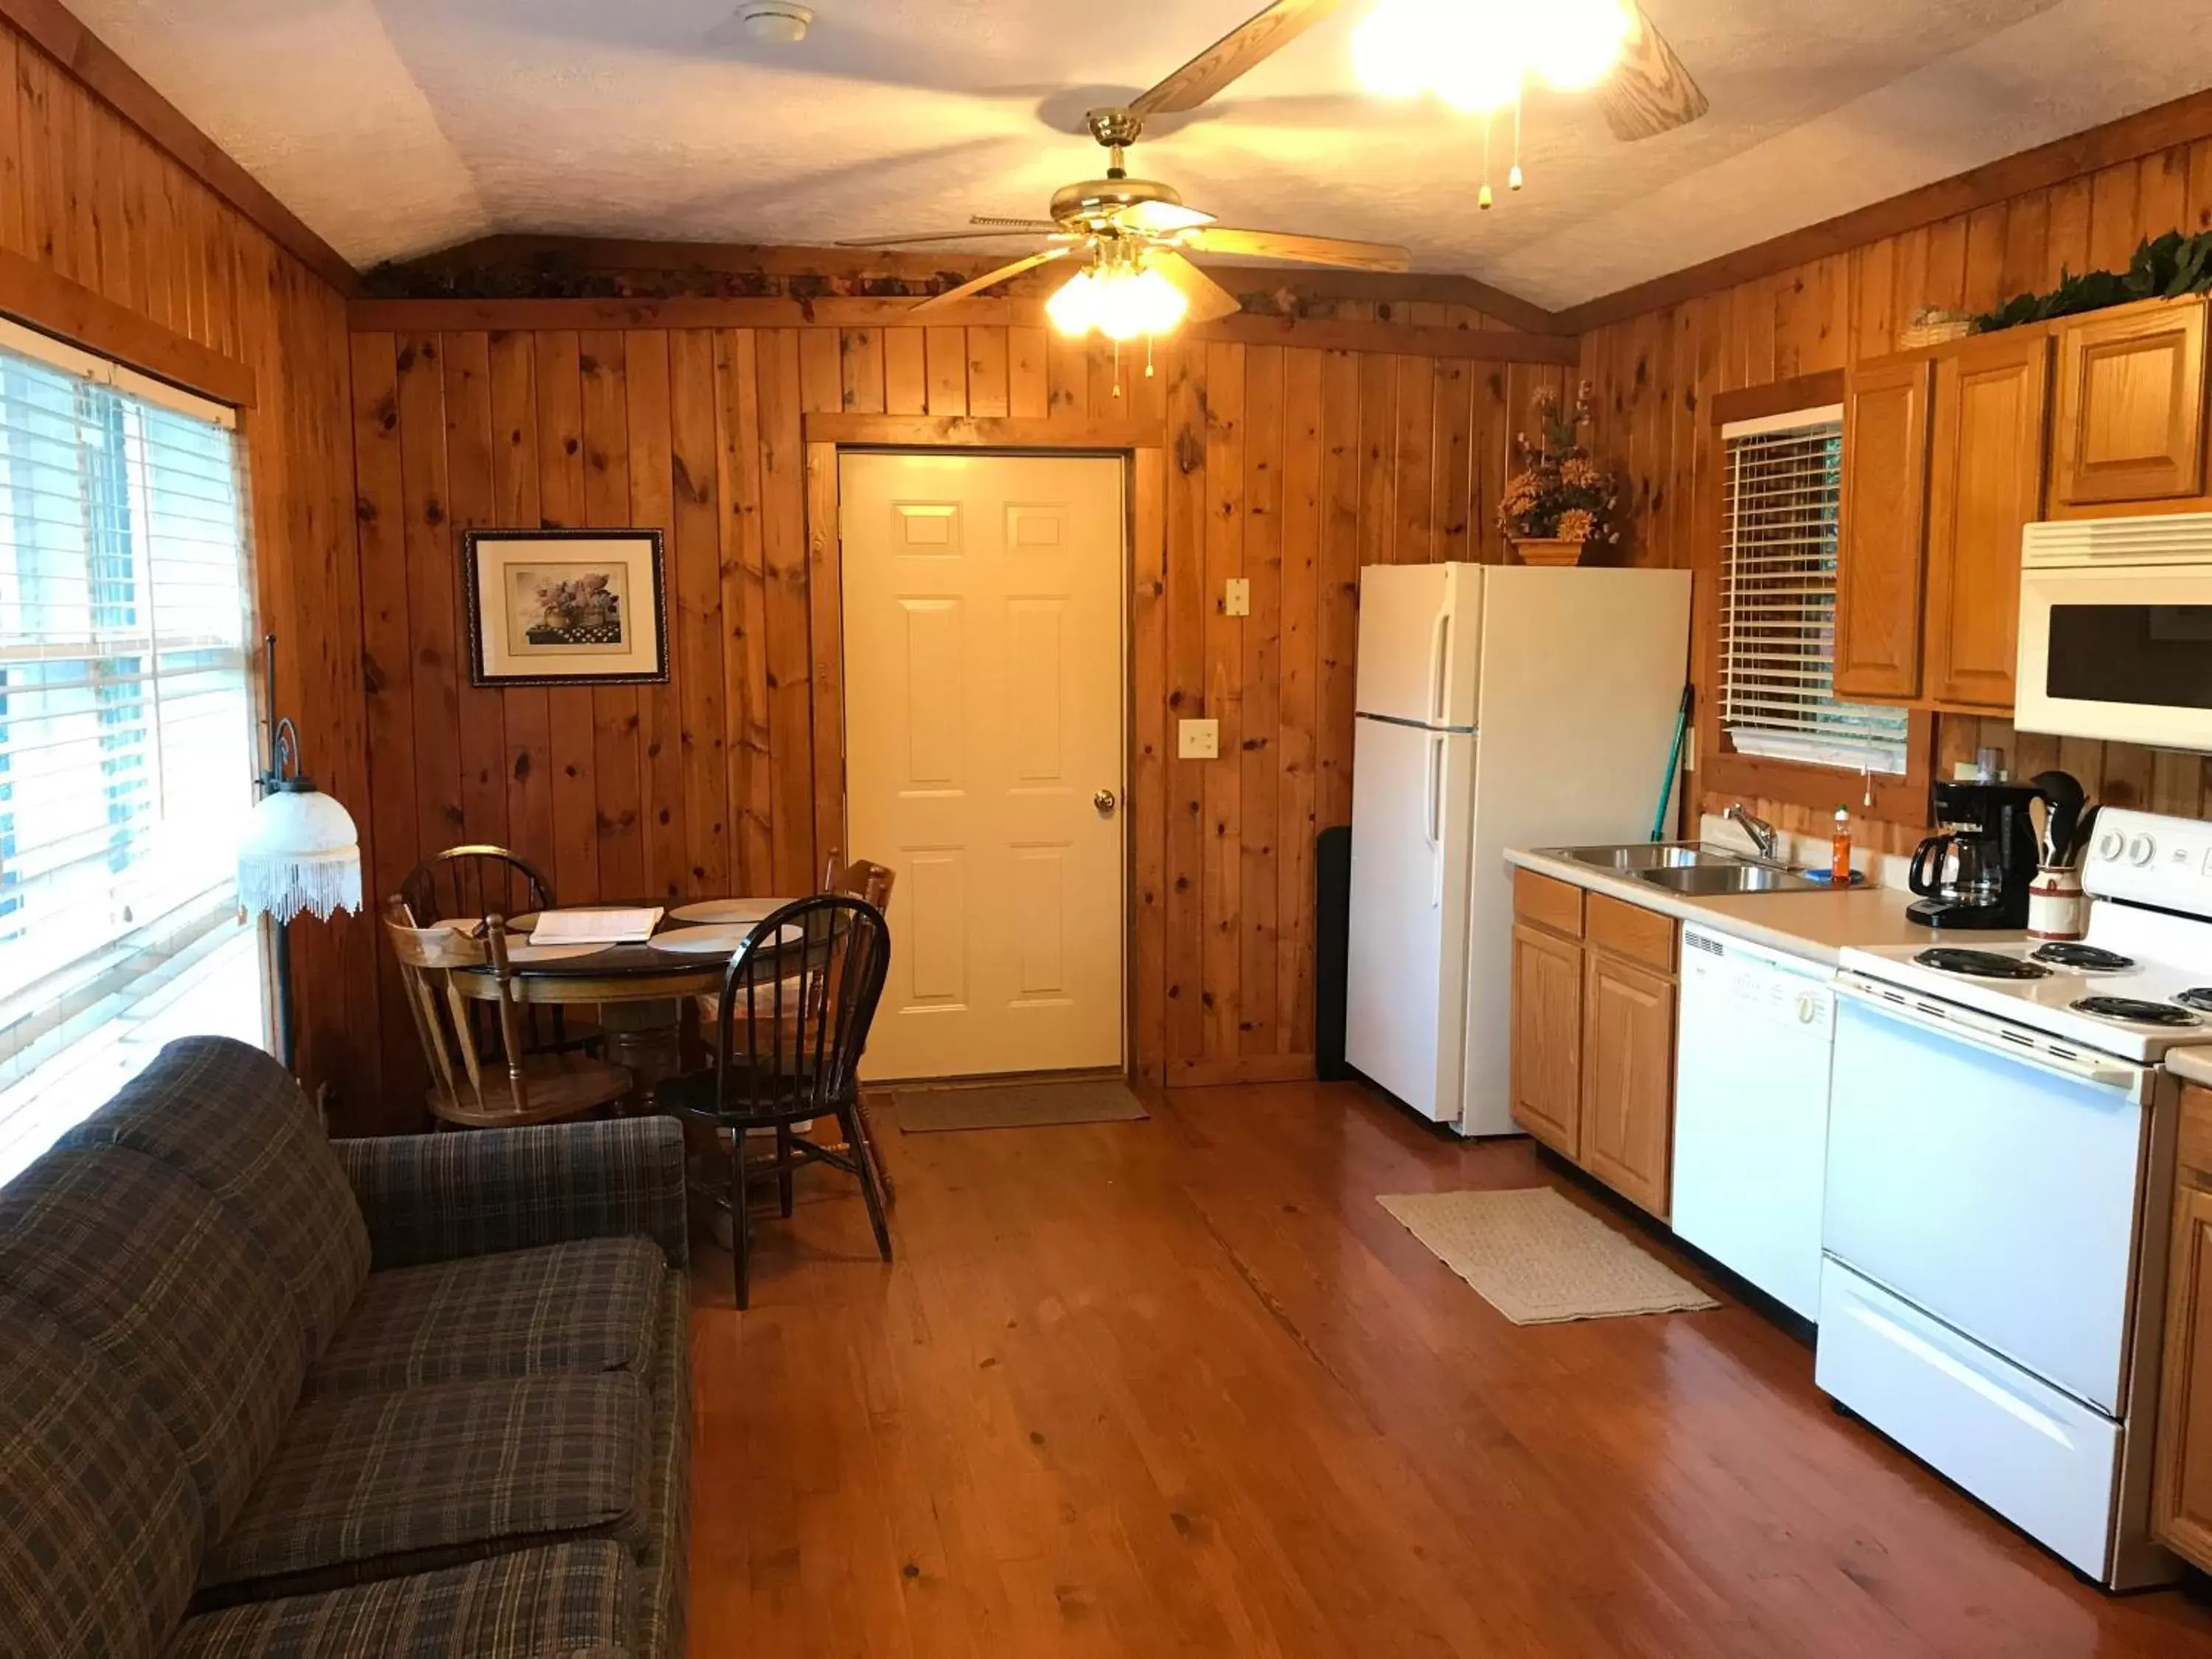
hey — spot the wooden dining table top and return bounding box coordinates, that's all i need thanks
[445,900,800,1001]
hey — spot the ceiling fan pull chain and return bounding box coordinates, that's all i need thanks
[1478,112,1494,211]
[1145,335,1155,380]
[1113,338,1124,400]
[1509,93,1525,192]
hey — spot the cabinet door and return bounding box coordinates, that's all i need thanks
[1836,359,1934,702]
[1510,922,1582,1158]
[1579,951,1675,1220]
[2156,1183,2212,1571]
[2052,299,2207,509]
[1925,333,2051,709]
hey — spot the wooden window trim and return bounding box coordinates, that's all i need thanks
[0,244,255,408]
[1709,371,1847,430]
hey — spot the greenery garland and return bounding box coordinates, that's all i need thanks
[1977,227,2212,332]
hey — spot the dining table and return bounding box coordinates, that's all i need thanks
[444,898,798,1104]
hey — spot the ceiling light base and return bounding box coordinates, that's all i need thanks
[737,1,813,44]
[1049,175,1185,230]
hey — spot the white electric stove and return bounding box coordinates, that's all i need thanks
[1820,808,2211,1590]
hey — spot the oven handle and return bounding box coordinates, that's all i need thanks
[1834,977,2151,1099]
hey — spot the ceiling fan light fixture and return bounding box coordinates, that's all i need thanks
[737,1,813,44]
[1047,261,1189,342]
[1531,0,1637,91]
[1355,0,1634,106]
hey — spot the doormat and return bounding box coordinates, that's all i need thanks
[1377,1186,1719,1325]
[891,1078,1148,1133]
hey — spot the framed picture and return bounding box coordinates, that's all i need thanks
[462,529,669,686]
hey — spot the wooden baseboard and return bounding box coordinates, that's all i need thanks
[1167,1054,1318,1088]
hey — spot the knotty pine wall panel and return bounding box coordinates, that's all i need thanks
[350,316,1551,1093]
[0,18,372,1121]
[1579,138,2212,856]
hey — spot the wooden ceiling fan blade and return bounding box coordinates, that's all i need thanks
[1129,0,1352,117]
[836,229,1054,247]
[1596,4,1710,141]
[911,248,1073,312]
[1148,251,1243,325]
[1117,200,1216,235]
[1183,226,1409,272]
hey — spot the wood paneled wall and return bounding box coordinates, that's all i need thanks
[1577,133,2212,854]
[348,313,1559,1096]
[0,17,370,1117]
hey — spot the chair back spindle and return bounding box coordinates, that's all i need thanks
[711,894,890,1124]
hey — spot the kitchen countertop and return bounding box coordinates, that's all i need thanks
[1506,845,1964,966]
[2170,1049,2212,1090]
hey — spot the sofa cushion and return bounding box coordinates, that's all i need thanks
[304,1237,664,1402]
[199,1372,649,1602]
[0,1144,305,1538]
[635,1272,690,1659]
[63,1034,370,1358]
[170,1542,634,1659]
[0,1294,204,1659]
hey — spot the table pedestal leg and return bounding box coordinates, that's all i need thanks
[597,998,683,1110]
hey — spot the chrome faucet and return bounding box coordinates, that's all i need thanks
[1725,803,1781,863]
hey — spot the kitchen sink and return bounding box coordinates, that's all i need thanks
[1551,842,1745,872]
[1637,863,1824,896]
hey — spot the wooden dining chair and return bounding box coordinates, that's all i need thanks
[383,896,632,1130]
[399,846,598,1058]
[658,894,894,1308]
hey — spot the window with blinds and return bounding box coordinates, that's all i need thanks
[0,322,262,1185]
[1719,408,1910,775]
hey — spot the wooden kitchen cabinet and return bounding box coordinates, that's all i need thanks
[2154,1083,2212,1571]
[1510,921,1583,1158]
[1923,331,2051,711]
[2051,296,2208,511]
[1835,358,1935,702]
[1579,952,1677,1220]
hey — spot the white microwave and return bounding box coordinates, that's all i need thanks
[2015,514,2212,751]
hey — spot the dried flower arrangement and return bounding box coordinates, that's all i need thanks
[1498,380,1620,563]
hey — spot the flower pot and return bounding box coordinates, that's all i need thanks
[1509,537,1586,567]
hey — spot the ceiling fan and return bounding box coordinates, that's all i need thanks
[839,0,1708,338]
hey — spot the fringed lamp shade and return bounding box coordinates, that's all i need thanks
[237,788,361,923]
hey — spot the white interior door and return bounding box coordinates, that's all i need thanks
[839,451,1127,1080]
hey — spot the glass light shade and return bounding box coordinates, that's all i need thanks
[1046,264,1189,341]
[237,788,363,922]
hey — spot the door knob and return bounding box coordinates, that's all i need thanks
[1094,788,1118,817]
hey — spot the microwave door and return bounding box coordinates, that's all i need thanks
[2016,565,2212,748]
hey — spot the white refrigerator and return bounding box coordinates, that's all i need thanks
[1346,563,1691,1136]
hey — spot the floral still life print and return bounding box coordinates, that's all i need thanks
[512,564,627,652]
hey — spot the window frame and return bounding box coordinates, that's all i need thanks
[1699,372,1933,828]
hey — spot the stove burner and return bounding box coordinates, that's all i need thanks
[2031,942,2136,972]
[2070,995,2205,1028]
[1915,947,2051,980]
[2177,989,2212,1015]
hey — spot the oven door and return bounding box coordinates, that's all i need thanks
[2016,563,2212,747]
[1824,984,2154,1415]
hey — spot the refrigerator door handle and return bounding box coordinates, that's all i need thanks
[1427,607,1451,726]
[1425,731,1447,905]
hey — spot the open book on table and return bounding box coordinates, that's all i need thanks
[529,907,664,946]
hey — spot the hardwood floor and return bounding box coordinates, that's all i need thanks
[686,1079,2212,1657]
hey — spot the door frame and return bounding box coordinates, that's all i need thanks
[802,414,1169,1084]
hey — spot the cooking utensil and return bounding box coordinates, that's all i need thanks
[2067,803,2102,869]
[2029,770,2085,867]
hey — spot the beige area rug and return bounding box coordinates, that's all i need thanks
[891,1078,1148,1133]
[1377,1186,1719,1325]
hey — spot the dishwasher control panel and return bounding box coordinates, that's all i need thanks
[1683,928,1834,1034]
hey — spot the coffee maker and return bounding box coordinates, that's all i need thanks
[1907,781,2043,928]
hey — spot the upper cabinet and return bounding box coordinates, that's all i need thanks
[2051,296,2208,512]
[1923,332,2052,710]
[1835,358,1933,702]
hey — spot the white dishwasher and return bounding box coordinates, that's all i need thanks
[1671,925,1835,1319]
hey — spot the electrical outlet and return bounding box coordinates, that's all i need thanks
[1178,718,1220,760]
[1224,577,1251,617]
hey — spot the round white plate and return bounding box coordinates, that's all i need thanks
[504,941,610,964]
[669,897,787,924]
[650,922,801,956]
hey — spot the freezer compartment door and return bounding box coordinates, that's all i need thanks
[1355,563,1479,727]
[1346,717,1474,1120]
[1817,1260,2124,1583]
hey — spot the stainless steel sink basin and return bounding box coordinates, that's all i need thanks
[1636,863,1823,896]
[1550,842,1745,872]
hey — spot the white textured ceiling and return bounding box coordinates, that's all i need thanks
[68,0,2212,307]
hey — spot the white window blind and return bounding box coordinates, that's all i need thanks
[1720,408,1910,775]
[0,327,261,1184]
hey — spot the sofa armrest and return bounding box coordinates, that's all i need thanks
[334,1116,689,1270]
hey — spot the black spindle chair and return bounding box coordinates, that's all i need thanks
[658,894,894,1309]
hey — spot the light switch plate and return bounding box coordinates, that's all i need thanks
[1178,718,1220,760]
[1224,577,1251,617]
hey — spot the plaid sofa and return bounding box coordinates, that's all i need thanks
[0,1036,689,1659]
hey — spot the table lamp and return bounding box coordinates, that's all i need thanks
[236,635,361,1071]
